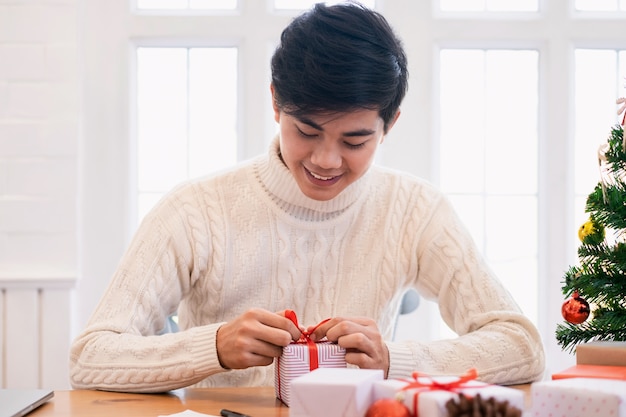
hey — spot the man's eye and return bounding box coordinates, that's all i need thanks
[296,126,318,138]
[345,141,366,149]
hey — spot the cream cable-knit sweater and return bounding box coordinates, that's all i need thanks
[69,139,545,393]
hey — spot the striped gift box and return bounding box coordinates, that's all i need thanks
[274,340,346,406]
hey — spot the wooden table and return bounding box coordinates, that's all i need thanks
[30,385,531,417]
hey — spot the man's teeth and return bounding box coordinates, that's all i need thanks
[310,171,334,180]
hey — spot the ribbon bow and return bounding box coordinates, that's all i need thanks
[285,310,331,371]
[398,368,479,416]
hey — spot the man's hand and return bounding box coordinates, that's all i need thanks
[216,309,302,369]
[307,317,390,378]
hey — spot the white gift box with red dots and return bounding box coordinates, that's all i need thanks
[530,377,626,417]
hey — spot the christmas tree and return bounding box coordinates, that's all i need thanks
[556,97,626,353]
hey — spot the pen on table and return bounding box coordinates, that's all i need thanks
[220,409,253,417]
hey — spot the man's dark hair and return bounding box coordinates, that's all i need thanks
[271,2,408,132]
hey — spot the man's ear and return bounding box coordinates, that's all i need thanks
[389,110,401,130]
[381,110,401,143]
[270,84,280,123]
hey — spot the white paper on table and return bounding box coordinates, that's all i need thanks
[158,409,220,417]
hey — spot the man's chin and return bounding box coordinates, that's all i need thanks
[300,185,342,202]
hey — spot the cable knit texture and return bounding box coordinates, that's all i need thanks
[69,139,545,392]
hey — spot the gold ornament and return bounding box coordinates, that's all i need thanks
[578,218,605,245]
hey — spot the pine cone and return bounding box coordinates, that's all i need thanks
[445,393,522,417]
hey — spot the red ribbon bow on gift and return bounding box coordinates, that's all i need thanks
[285,309,331,371]
[399,368,479,417]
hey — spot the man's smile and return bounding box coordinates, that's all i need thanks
[304,166,343,185]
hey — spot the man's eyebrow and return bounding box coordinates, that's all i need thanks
[297,116,324,131]
[297,116,376,137]
[343,129,376,137]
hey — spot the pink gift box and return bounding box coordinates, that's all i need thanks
[529,377,626,417]
[274,340,346,406]
[372,375,524,416]
[290,368,384,417]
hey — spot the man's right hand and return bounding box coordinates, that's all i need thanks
[215,308,302,369]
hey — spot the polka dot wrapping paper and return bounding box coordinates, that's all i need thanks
[529,377,626,417]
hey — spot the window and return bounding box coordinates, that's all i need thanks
[135,47,238,224]
[439,49,539,331]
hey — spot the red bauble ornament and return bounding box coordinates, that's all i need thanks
[365,398,411,417]
[561,291,590,324]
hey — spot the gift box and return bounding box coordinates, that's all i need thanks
[274,340,346,406]
[371,370,524,417]
[551,364,626,380]
[289,368,384,417]
[576,341,626,366]
[529,377,626,417]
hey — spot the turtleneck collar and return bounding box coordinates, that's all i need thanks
[254,136,371,220]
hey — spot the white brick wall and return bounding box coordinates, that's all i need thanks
[0,0,78,389]
[0,1,78,277]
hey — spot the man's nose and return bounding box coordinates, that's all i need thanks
[311,142,342,169]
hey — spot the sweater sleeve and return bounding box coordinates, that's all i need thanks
[386,193,546,385]
[69,186,228,393]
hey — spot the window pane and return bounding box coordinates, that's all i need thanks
[439,48,539,326]
[486,196,537,260]
[440,0,537,12]
[136,47,238,224]
[136,0,237,10]
[439,50,485,193]
[189,48,238,178]
[137,48,188,193]
[274,0,376,10]
[575,0,623,11]
[484,50,538,194]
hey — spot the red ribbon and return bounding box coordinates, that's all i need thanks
[398,368,479,416]
[285,310,331,371]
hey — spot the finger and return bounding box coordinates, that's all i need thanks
[307,317,342,342]
[345,348,377,369]
[339,334,390,378]
[229,342,282,368]
[336,332,371,352]
[323,318,375,342]
[247,309,298,346]
[275,310,305,340]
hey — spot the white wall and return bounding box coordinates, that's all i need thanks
[0,1,78,280]
[0,0,79,389]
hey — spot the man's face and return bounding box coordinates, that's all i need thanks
[273,104,391,201]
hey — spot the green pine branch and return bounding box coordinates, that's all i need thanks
[587,184,626,232]
[605,124,626,172]
[556,308,626,353]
